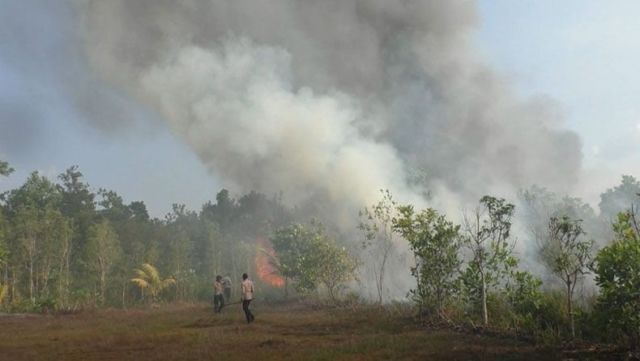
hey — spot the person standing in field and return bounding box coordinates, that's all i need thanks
[213,275,224,313]
[241,273,255,323]
[222,273,232,301]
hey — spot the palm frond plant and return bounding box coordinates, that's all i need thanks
[131,263,175,303]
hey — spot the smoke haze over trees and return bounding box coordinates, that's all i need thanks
[4,0,640,354]
[70,0,582,219]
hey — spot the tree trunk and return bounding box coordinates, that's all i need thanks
[10,267,15,303]
[58,262,65,308]
[567,280,575,339]
[122,281,126,309]
[29,256,34,304]
[65,249,70,307]
[481,270,488,327]
[378,246,390,305]
[100,268,106,306]
[328,285,335,303]
[284,277,289,299]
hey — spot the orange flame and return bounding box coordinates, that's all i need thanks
[255,237,285,288]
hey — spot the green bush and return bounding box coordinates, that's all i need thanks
[592,211,640,348]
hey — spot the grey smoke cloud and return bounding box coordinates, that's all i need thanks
[74,0,582,215]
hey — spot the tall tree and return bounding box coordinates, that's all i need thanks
[394,206,462,315]
[57,166,95,303]
[4,172,61,214]
[462,196,517,327]
[593,209,640,349]
[270,223,315,295]
[6,173,62,304]
[0,209,9,307]
[541,216,594,339]
[0,159,11,301]
[87,220,121,306]
[201,190,239,278]
[163,204,195,301]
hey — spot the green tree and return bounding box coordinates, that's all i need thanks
[593,210,640,348]
[4,172,61,215]
[0,160,13,177]
[315,240,357,302]
[462,196,518,327]
[270,223,320,294]
[40,207,72,307]
[98,190,157,305]
[201,190,239,276]
[58,166,96,295]
[10,204,71,306]
[163,204,196,301]
[0,209,8,306]
[393,205,462,315]
[541,216,594,339]
[504,270,543,333]
[87,219,121,306]
[6,173,78,308]
[599,175,640,222]
[130,263,175,303]
[0,159,10,305]
[271,222,353,299]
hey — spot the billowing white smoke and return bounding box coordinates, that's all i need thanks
[75,0,581,215]
[140,39,419,218]
[74,0,584,299]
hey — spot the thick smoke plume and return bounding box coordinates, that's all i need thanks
[75,0,581,225]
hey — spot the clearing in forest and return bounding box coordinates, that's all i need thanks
[0,303,600,361]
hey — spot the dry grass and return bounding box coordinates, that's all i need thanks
[0,303,567,360]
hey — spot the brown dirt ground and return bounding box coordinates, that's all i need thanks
[0,303,620,361]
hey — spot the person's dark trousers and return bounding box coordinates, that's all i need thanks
[242,299,254,323]
[224,288,231,302]
[214,294,224,313]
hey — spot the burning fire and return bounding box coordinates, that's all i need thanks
[255,237,285,288]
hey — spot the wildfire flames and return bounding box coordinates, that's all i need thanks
[255,237,285,288]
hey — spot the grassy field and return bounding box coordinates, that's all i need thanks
[0,303,620,361]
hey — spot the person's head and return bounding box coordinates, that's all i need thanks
[242,273,248,280]
[216,275,222,281]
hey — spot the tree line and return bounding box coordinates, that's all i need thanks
[2,159,640,348]
[0,163,296,311]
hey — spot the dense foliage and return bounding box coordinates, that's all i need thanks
[393,205,461,315]
[593,211,640,348]
[0,165,295,310]
[270,223,356,300]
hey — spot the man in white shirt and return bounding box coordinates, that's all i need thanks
[213,275,224,313]
[241,273,255,323]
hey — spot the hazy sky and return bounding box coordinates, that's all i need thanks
[476,1,640,196]
[0,0,638,217]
